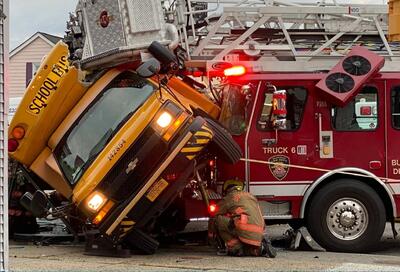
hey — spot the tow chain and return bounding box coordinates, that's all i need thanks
[239,158,400,182]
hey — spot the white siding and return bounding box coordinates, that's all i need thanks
[1,1,8,271]
[9,37,53,98]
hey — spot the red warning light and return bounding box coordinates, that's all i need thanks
[208,203,218,215]
[223,66,246,77]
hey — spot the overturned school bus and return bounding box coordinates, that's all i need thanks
[8,40,241,254]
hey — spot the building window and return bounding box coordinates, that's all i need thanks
[258,86,307,131]
[26,62,41,87]
[332,86,378,131]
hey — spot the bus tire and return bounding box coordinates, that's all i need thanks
[204,117,242,164]
[306,179,386,252]
[126,227,159,255]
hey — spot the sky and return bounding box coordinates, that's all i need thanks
[10,0,79,50]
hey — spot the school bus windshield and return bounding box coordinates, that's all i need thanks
[54,72,155,186]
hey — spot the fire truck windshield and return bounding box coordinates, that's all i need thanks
[55,72,155,186]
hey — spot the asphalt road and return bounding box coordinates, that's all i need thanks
[9,223,400,272]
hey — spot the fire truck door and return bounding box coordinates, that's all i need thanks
[329,83,385,178]
[246,81,317,198]
[386,80,400,181]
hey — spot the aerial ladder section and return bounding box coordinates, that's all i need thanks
[167,0,400,73]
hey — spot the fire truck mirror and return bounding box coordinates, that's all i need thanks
[136,58,161,78]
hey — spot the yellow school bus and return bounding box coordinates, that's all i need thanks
[9,41,240,254]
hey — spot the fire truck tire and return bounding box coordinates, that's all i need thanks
[204,118,242,164]
[126,227,159,255]
[306,179,386,253]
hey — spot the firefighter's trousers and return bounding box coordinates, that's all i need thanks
[215,214,260,256]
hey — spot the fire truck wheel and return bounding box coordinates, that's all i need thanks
[204,118,242,164]
[306,179,386,253]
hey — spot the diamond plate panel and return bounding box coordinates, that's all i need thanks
[126,0,161,33]
[81,0,170,61]
[82,0,126,56]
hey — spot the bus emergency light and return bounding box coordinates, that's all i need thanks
[223,66,246,76]
[8,139,19,152]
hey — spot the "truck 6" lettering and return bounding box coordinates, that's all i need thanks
[108,139,126,161]
[27,55,69,115]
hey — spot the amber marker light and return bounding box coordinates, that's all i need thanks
[93,200,114,224]
[163,113,187,141]
[12,126,25,140]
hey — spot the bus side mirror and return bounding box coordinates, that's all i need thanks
[20,190,49,218]
[136,58,161,78]
[271,90,287,130]
[31,191,49,218]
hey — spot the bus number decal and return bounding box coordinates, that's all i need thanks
[108,139,126,161]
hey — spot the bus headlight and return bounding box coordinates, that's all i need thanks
[152,102,187,141]
[156,112,173,128]
[87,192,106,212]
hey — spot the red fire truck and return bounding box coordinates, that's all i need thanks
[174,0,400,253]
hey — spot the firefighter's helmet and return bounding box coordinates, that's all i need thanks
[223,180,244,195]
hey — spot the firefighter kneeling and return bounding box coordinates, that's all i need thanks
[209,182,277,257]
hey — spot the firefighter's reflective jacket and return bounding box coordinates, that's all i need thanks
[216,187,265,247]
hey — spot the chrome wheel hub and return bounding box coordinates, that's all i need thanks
[326,198,368,241]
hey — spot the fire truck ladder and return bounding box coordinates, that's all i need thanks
[170,0,400,72]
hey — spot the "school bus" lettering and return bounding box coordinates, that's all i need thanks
[27,55,69,115]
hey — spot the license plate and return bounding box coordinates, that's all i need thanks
[146,178,168,202]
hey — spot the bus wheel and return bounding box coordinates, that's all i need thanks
[306,179,386,252]
[204,118,242,164]
[125,227,159,255]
